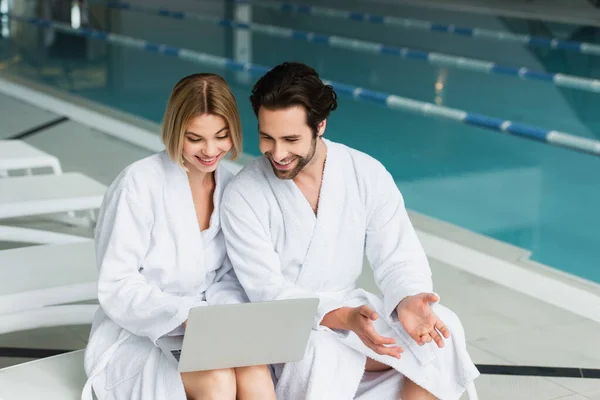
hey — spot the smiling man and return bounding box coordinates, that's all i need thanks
[221,62,479,400]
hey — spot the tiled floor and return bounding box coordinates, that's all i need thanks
[435,257,600,399]
[0,326,89,369]
[1,85,600,398]
[0,96,59,140]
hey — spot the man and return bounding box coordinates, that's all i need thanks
[221,62,479,399]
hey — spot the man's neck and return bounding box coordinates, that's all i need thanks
[294,138,327,185]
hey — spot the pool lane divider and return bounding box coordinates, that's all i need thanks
[102,1,600,95]
[4,12,600,157]
[229,0,600,57]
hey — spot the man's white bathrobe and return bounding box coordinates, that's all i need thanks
[82,151,247,400]
[221,139,480,400]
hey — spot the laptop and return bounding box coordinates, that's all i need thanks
[157,298,319,373]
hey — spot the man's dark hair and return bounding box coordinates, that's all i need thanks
[250,62,338,135]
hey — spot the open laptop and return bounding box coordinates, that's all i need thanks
[157,298,319,373]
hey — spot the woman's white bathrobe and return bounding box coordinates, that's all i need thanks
[82,151,247,400]
[221,139,480,400]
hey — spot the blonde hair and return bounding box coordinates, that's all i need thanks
[161,73,242,167]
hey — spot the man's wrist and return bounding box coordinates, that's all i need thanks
[321,307,353,331]
[397,295,412,308]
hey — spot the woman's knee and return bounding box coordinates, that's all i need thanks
[235,364,272,382]
[235,365,275,398]
[181,368,236,400]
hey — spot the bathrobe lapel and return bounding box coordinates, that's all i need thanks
[162,155,205,287]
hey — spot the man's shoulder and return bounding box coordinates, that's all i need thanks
[330,140,388,181]
[223,157,268,201]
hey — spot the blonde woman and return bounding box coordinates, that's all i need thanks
[82,74,276,400]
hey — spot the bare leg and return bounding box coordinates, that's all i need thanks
[181,368,236,400]
[235,365,276,400]
[365,357,392,372]
[401,379,437,400]
[365,358,436,400]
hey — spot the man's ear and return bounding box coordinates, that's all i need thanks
[317,119,327,137]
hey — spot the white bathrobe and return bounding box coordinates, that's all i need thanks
[221,139,480,400]
[82,151,247,400]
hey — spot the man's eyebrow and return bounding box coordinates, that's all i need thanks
[259,131,301,140]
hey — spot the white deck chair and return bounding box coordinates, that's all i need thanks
[0,140,62,177]
[0,172,106,241]
[0,225,89,245]
[0,350,86,400]
[0,172,105,220]
[0,241,98,335]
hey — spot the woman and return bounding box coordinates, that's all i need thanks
[82,73,276,400]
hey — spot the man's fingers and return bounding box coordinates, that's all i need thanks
[430,329,445,348]
[435,319,450,338]
[359,305,378,321]
[418,333,432,346]
[409,324,430,344]
[364,324,396,345]
[425,293,439,303]
[370,343,404,359]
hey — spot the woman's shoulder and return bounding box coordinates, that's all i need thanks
[107,152,169,197]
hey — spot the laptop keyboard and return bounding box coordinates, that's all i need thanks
[171,350,182,362]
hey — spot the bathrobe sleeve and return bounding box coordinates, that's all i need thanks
[364,165,434,320]
[204,256,249,305]
[95,187,207,345]
[221,190,343,330]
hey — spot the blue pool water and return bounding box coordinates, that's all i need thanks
[1,0,599,282]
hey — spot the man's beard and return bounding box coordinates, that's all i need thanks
[268,136,317,180]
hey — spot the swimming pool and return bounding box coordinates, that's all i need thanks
[1,0,599,282]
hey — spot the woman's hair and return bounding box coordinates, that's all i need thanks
[249,62,337,136]
[162,73,242,166]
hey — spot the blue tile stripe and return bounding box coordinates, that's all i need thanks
[231,0,600,57]
[4,12,600,158]
[100,2,600,95]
